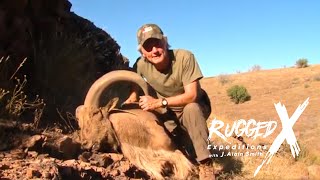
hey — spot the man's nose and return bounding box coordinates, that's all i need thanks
[150,46,158,53]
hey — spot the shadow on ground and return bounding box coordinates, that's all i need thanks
[210,145,244,180]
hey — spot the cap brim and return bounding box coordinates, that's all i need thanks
[140,34,163,45]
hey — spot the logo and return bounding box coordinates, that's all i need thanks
[207,98,309,177]
[142,26,153,34]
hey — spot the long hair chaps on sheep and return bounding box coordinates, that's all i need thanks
[76,70,196,180]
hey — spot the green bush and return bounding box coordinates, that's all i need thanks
[295,58,309,68]
[227,85,251,104]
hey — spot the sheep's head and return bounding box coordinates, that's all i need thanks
[75,70,149,152]
[75,98,120,152]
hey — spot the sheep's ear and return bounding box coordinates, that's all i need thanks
[105,97,119,112]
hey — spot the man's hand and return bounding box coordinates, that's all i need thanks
[139,95,162,111]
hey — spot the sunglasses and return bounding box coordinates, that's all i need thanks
[142,38,163,52]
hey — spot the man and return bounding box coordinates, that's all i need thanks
[124,23,214,180]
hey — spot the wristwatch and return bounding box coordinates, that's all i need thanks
[161,98,168,108]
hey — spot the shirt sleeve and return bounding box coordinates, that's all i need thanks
[182,52,203,86]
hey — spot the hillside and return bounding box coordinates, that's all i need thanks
[201,64,320,179]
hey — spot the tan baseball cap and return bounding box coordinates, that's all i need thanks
[137,24,164,45]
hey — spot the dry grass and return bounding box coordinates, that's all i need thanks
[218,74,232,85]
[201,64,320,179]
[0,56,45,127]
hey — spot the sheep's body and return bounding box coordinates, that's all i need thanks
[109,108,195,179]
[76,70,196,179]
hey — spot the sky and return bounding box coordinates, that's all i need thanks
[69,0,319,77]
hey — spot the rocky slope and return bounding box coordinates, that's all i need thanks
[0,1,143,178]
[0,0,129,122]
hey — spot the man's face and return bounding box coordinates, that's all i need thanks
[141,38,167,65]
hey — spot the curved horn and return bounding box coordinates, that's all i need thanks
[84,70,149,107]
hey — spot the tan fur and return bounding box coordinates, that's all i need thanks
[109,107,196,179]
[121,143,195,180]
[75,98,120,152]
[76,99,196,179]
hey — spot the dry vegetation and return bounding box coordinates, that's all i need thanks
[0,57,45,126]
[201,64,320,180]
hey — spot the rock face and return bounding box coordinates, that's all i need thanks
[0,0,130,122]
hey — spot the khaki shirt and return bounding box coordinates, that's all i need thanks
[134,49,203,99]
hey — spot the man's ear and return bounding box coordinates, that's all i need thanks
[163,36,168,42]
[162,36,169,50]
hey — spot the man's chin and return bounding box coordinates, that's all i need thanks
[151,57,163,64]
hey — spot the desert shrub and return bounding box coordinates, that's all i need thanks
[294,142,309,162]
[278,141,310,162]
[227,85,251,104]
[291,77,300,85]
[313,74,320,81]
[218,74,231,85]
[249,65,262,72]
[295,58,308,68]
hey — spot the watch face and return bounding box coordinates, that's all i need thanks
[162,99,168,106]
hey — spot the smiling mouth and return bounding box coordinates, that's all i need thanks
[152,55,161,59]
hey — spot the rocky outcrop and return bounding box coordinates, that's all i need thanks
[0,0,130,123]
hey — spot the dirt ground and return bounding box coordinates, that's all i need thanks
[0,120,150,180]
